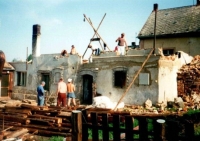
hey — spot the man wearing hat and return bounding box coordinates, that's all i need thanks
[67,78,76,108]
[115,33,128,55]
[57,78,67,107]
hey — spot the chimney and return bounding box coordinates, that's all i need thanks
[197,0,200,5]
[132,42,136,47]
[32,24,41,57]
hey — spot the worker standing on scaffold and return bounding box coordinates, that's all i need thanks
[115,33,128,56]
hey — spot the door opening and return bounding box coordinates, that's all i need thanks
[83,75,93,104]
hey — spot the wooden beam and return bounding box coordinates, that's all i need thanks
[4,128,29,139]
[28,115,62,124]
[82,13,106,58]
[83,14,111,51]
[0,114,30,124]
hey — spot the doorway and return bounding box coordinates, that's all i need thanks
[1,73,9,97]
[42,73,50,91]
[83,75,93,104]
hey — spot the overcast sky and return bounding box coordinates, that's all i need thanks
[0,0,194,62]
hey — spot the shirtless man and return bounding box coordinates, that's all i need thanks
[57,78,67,107]
[67,78,76,108]
[70,45,77,55]
[115,33,128,55]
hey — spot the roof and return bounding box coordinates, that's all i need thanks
[138,5,200,39]
[3,62,15,70]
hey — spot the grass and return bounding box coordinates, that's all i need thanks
[87,118,154,140]
[34,136,64,141]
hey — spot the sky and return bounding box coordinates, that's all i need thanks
[0,0,195,62]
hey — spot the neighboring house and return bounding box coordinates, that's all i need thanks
[1,62,15,97]
[138,0,200,56]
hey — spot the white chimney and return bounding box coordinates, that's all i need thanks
[32,24,41,57]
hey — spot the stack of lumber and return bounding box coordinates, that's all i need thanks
[177,55,200,96]
[0,98,75,140]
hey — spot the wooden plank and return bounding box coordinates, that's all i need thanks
[4,128,29,139]
[58,111,72,117]
[28,114,62,124]
[3,112,28,118]
[61,123,72,127]
[185,121,194,141]
[13,124,71,132]
[20,103,40,110]
[125,116,134,140]
[91,112,99,141]
[4,108,32,115]
[0,114,30,124]
[71,111,82,141]
[138,117,148,141]
[113,115,120,141]
[28,118,56,125]
[10,126,70,137]
[102,113,109,141]
[32,110,60,116]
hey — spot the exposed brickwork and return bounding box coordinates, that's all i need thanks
[177,55,200,96]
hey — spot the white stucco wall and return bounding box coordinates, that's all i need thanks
[158,60,181,102]
[81,53,159,105]
[10,54,82,100]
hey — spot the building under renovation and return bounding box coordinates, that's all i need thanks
[2,1,200,106]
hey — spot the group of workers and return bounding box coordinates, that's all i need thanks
[37,78,76,109]
[36,32,128,107]
[60,45,77,57]
[61,32,128,57]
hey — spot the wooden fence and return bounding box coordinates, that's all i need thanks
[71,110,200,141]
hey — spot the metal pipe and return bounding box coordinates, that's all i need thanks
[153,3,158,54]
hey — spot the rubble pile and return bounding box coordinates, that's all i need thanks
[177,55,200,96]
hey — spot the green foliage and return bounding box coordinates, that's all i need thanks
[48,136,64,141]
[34,136,64,141]
[186,109,200,115]
[27,54,32,61]
[195,125,200,136]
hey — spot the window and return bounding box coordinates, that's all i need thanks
[114,71,127,88]
[17,72,26,86]
[163,48,174,56]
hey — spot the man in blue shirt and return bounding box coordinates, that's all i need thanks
[37,81,45,106]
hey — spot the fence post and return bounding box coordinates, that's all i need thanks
[185,121,194,140]
[72,110,82,141]
[154,119,166,141]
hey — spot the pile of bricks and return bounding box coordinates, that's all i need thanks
[177,55,200,96]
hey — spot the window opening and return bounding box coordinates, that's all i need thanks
[114,71,127,88]
[17,72,26,86]
[163,48,174,56]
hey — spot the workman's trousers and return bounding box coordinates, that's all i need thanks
[57,93,67,107]
[118,46,125,55]
[38,96,44,106]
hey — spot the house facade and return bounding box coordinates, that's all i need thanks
[7,1,200,105]
[138,1,200,56]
